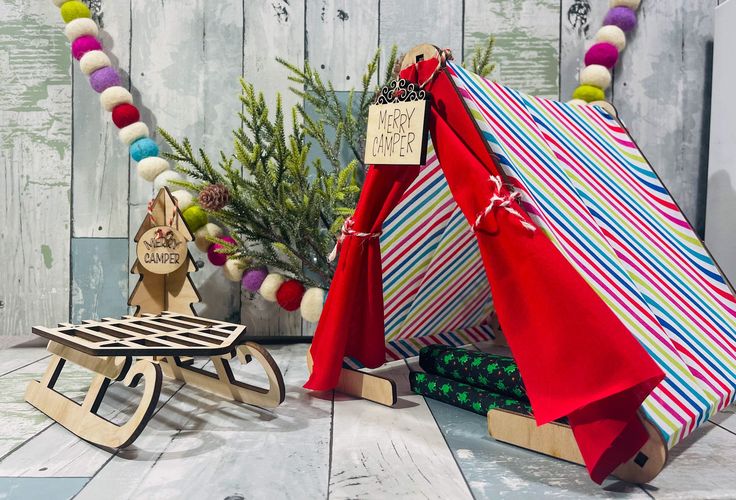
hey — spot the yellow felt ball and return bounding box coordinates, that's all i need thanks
[572,84,605,103]
[595,25,626,52]
[260,273,285,302]
[567,99,588,106]
[194,223,223,252]
[223,258,247,282]
[579,64,612,90]
[182,206,208,232]
[300,287,326,323]
[60,1,91,23]
[589,100,618,116]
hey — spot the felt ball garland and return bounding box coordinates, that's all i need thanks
[570,0,643,115]
[52,0,324,322]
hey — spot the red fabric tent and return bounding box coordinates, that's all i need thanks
[306,56,664,483]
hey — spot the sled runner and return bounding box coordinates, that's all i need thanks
[25,311,285,448]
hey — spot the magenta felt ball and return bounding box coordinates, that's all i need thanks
[71,35,102,60]
[603,6,637,33]
[89,66,120,93]
[207,236,236,266]
[584,42,619,69]
[241,266,268,292]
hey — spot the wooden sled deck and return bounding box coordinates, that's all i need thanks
[24,312,285,449]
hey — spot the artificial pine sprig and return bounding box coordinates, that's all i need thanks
[160,39,494,289]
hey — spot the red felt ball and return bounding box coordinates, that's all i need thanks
[111,103,140,128]
[276,279,305,311]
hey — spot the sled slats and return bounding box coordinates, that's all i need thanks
[32,312,247,357]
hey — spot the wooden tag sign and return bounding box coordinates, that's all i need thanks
[136,226,188,274]
[364,79,429,166]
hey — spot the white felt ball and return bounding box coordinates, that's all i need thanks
[171,189,196,212]
[595,25,626,52]
[223,259,246,282]
[79,50,111,76]
[64,18,98,42]
[100,86,133,112]
[567,99,588,106]
[153,170,186,192]
[300,287,326,323]
[579,64,612,90]
[118,121,149,145]
[260,273,285,302]
[589,100,618,116]
[136,156,170,182]
[609,0,640,9]
[194,223,223,251]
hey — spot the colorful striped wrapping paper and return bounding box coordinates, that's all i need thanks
[378,145,496,362]
[448,61,736,449]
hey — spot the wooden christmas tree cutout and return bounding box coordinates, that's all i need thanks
[129,187,201,316]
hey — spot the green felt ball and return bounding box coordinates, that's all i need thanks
[572,84,606,103]
[182,206,208,232]
[60,1,91,23]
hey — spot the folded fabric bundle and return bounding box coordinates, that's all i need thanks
[409,371,533,417]
[418,345,528,401]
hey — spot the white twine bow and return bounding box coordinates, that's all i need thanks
[328,217,382,262]
[473,176,536,233]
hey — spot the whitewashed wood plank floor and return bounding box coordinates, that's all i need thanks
[0,344,735,500]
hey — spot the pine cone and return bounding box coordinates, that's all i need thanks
[198,183,230,211]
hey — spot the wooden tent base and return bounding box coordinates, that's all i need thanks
[306,349,397,406]
[487,409,668,484]
[25,314,285,449]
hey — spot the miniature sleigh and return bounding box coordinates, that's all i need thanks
[25,311,285,448]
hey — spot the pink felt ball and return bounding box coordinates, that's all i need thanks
[71,35,102,60]
[241,266,269,292]
[603,6,637,33]
[584,42,619,69]
[89,66,121,93]
[207,236,236,266]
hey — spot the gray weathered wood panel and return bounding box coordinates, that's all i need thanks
[0,0,71,337]
[465,0,560,98]
[379,0,464,67]
[129,0,243,322]
[71,0,130,238]
[244,0,306,118]
[70,237,128,323]
[306,0,380,90]
[612,0,716,230]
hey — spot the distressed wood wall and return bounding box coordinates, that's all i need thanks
[0,0,717,340]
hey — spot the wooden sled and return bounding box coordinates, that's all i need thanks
[25,312,285,449]
[487,409,668,484]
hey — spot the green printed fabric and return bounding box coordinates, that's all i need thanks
[409,371,533,417]
[418,345,528,401]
